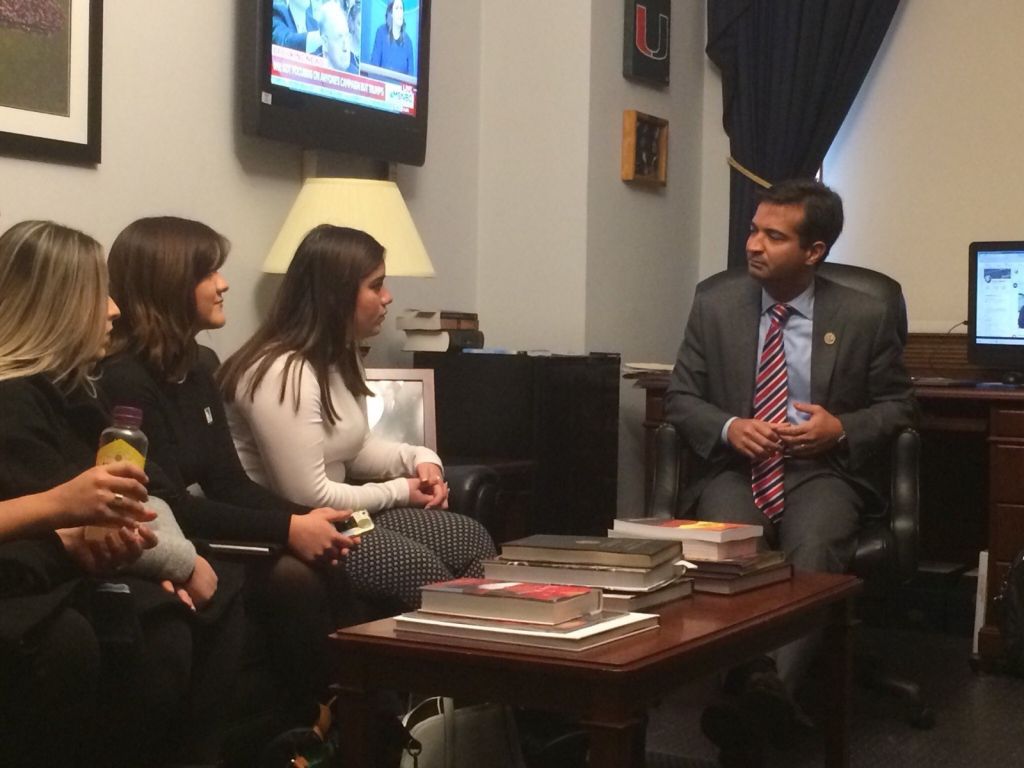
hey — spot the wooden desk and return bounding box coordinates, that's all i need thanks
[915,384,1024,662]
[330,572,861,768]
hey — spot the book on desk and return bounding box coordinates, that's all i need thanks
[419,578,602,625]
[500,534,680,569]
[394,609,659,652]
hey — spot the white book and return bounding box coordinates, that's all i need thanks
[612,517,762,543]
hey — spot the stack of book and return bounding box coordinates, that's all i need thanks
[610,518,792,595]
[397,309,484,352]
[687,550,792,594]
[482,534,693,611]
[611,517,762,560]
[393,577,658,652]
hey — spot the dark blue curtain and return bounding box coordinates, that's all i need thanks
[707,0,901,267]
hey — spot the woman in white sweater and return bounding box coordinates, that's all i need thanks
[219,225,495,608]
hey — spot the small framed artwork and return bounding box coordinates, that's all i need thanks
[0,0,103,165]
[621,110,667,186]
[364,368,438,452]
[623,0,670,85]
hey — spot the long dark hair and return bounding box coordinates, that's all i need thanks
[218,225,383,424]
[108,216,229,381]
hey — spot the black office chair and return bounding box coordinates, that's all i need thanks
[649,263,935,729]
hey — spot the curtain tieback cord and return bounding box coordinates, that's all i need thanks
[727,156,772,189]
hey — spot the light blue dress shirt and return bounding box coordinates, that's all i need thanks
[721,282,816,444]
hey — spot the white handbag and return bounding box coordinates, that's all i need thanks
[399,697,527,768]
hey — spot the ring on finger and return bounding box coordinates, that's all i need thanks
[113,492,125,505]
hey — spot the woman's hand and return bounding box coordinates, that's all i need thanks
[159,556,217,611]
[183,555,218,610]
[412,463,448,509]
[52,462,155,530]
[288,508,359,565]
[57,524,158,575]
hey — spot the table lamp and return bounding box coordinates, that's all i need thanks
[263,177,435,277]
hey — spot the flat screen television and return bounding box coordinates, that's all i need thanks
[968,240,1024,382]
[241,0,431,166]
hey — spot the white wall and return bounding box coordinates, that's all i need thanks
[475,1,593,354]
[364,0,483,365]
[584,0,706,514]
[823,0,1024,333]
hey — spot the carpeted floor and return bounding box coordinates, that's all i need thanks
[644,627,1024,767]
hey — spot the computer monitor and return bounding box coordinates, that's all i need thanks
[968,240,1024,383]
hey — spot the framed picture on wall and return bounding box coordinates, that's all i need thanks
[0,0,102,165]
[623,0,670,85]
[621,110,668,186]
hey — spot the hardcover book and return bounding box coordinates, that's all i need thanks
[401,328,485,352]
[691,562,793,595]
[482,557,682,592]
[396,309,480,331]
[394,609,659,652]
[500,534,681,569]
[687,550,786,576]
[601,577,694,612]
[419,578,601,625]
[612,517,763,543]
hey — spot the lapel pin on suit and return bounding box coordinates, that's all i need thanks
[824,332,837,345]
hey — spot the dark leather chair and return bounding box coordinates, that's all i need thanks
[649,262,934,728]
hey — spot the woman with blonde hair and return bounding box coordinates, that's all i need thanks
[219,224,495,610]
[102,215,357,733]
[0,220,242,766]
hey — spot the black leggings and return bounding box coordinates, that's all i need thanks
[245,553,345,727]
[0,607,101,767]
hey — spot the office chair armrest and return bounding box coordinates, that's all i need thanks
[649,423,682,519]
[889,427,920,583]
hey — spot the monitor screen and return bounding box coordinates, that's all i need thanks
[968,241,1024,373]
[270,0,422,118]
[242,0,431,167]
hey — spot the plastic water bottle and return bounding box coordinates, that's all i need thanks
[85,406,148,541]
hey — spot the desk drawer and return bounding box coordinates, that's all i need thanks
[991,409,1024,438]
[992,504,1024,561]
[990,444,1024,501]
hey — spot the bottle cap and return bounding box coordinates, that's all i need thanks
[111,405,143,428]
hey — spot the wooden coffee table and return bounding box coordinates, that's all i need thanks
[330,571,861,768]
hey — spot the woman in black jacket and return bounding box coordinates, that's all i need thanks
[101,215,358,731]
[0,219,243,766]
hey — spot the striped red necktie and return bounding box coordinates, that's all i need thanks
[751,303,793,521]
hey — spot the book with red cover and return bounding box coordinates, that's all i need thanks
[419,578,602,625]
[612,517,762,543]
[394,609,658,652]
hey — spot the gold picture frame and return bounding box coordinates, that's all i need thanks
[621,109,667,185]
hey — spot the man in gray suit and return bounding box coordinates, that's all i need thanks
[665,179,915,766]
